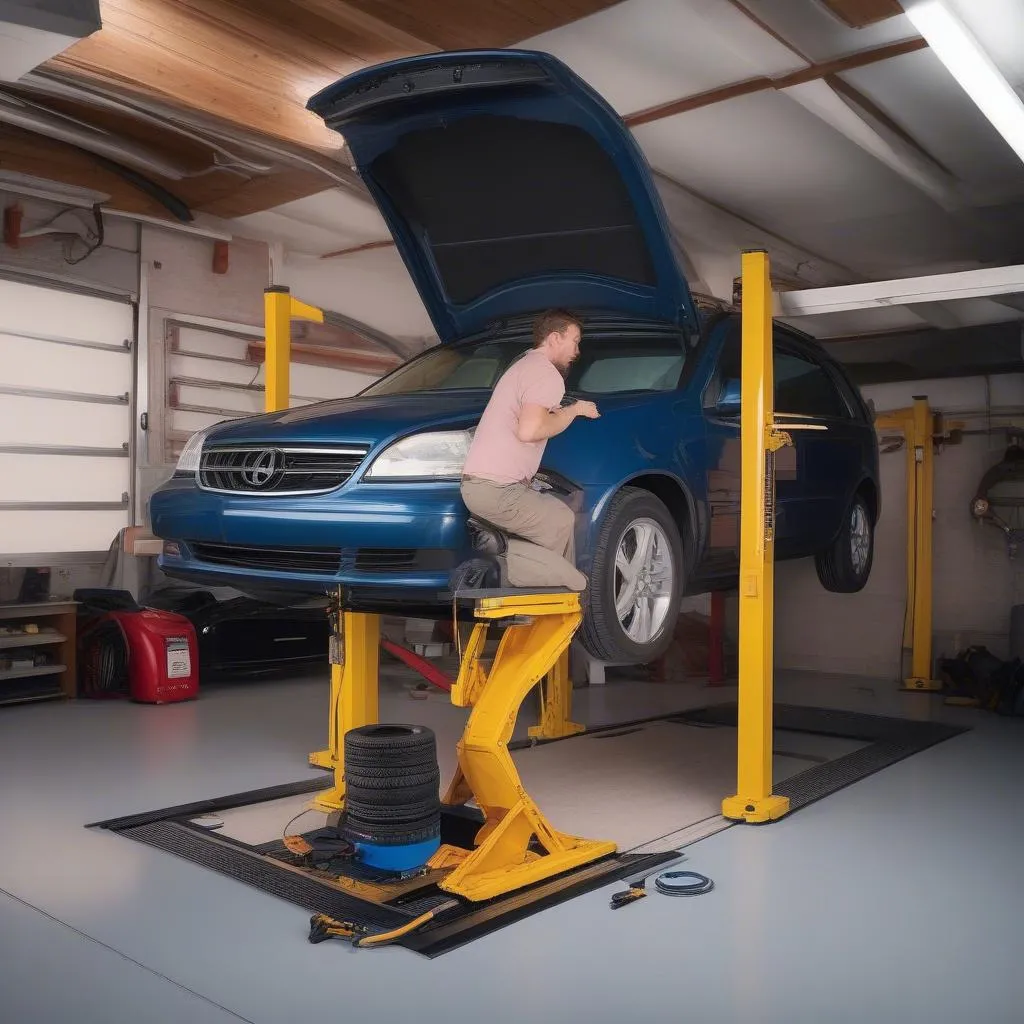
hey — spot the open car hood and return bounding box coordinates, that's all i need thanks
[307,50,698,343]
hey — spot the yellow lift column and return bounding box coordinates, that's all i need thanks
[262,285,325,414]
[722,249,794,825]
[261,285,383,804]
[875,397,962,693]
[440,590,614,901]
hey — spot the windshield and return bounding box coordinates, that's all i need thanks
[361,334,688,398]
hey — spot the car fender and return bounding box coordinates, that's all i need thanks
[582,469,700,577]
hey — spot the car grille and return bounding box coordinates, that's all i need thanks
[198,445,368,495]
[351,549,455,574]
[191,542,341,575]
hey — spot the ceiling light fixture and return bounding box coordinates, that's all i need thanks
[904,0,1024,165]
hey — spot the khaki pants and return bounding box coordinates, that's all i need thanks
[460,477,588,591]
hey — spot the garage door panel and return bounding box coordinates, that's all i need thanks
[171,354,258,386]
[0,454,129,503]
[169,410,224,436]
[0,396,128,447]
[0,279,135,554]
[0,280,133,345]
[175,326,253,360]
[0,510,129,554]
[0,334,131,393]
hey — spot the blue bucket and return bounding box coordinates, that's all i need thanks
[354,835,441,873]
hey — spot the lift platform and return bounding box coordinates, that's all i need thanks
[307,585,614,904]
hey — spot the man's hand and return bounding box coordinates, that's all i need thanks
[518,399,599,442]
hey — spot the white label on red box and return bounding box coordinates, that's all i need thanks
[165,638,191,680]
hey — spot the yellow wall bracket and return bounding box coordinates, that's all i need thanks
[722,250,791,825]
[263,285,325,414]
[440,591,615,902]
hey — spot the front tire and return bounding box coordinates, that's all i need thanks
[580,487,684,664]
[815,492,874,593]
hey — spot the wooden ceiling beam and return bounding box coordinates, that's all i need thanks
[319,239,395,260]
[624,37,928,128]
[817,0,905,29]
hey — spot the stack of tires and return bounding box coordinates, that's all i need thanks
[342,724,442,872]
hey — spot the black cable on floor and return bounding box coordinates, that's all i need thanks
[654,870,715,897]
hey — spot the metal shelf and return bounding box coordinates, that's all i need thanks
[0,664,67,683]
[0,631,67,651]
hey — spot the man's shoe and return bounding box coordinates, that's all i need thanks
[448,555,504,593]
[467,516,508,556]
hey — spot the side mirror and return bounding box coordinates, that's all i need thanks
[714,378,741,416]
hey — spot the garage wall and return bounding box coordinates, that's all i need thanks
[278,248,436,350]
[139,229,386,516]
[770,372,1024,680]
[0,190,140,297]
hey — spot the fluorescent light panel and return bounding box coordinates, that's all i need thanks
[905,0,1024,165]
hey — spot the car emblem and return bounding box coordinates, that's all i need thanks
[241,449,281,488]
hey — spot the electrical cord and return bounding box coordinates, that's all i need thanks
[654,870,715,897]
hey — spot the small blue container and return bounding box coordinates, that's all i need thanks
[354,835,441,873]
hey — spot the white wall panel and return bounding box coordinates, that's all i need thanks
[0,333,131,393]
[0,454,129,503]
[0,278,134,555]
[0,510,129,555]
[0,279,133,344]
[0,396,128,447]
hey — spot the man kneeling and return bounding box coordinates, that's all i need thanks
[453,309,600,592]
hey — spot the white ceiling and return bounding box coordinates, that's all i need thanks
[231,0,1024,344]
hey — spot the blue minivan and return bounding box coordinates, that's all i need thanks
[150,50,879,665]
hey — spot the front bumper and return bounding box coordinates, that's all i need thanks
[150,476,470,604]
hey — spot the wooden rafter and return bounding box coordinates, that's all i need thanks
[625,37,928,128]
[817,0,905,29]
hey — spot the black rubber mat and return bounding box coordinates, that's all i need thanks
[92,779,676,957]
[675,703,967,811]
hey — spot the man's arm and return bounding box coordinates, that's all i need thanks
[517,400,599,443]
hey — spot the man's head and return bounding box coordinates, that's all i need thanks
[533,309,582,371]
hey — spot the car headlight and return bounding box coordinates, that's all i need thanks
[365,430,473,480]
[174,426,213,476]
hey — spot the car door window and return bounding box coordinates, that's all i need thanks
[774,350,850,420]
[704,330,851,420]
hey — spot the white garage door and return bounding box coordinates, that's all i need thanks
[0,278,135,556]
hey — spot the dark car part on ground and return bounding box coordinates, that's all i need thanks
[144,590,331,677]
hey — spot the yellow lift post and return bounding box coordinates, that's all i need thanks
[875,397,962,693]
[261,287,589,881]
[722,249,827,825]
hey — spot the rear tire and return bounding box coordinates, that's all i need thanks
[579,487,683,664]
[815,492,874,593]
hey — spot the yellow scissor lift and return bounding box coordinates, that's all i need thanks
[262,253,794,916]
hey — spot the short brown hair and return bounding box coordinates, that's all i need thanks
[532,309,582,348]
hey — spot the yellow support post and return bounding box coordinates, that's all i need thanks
[440,591,615,902]
[529,650,585,740]
[874,399,954,692]
[262,285,325,414]
[311,609,381,814]
[722,249,791,825]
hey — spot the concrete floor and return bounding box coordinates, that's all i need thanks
[1,665,1022,1024]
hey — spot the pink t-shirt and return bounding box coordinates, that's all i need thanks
[462,348,565,485]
